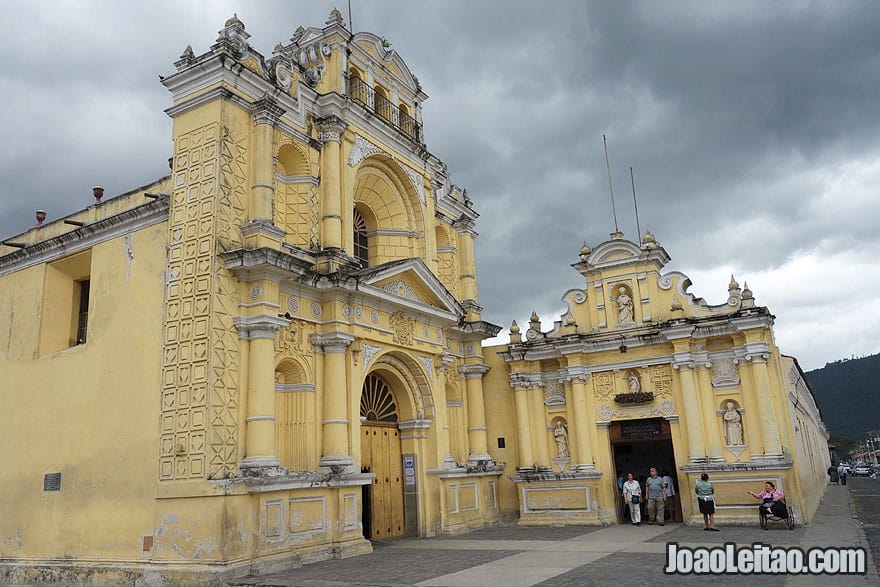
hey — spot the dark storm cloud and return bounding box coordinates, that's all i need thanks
[1,1,878,368]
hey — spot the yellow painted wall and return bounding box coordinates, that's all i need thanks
[0,220,168,561]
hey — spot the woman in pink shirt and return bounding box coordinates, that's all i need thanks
[749,481,787,521]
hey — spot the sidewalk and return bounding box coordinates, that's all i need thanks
[232,485,879,586]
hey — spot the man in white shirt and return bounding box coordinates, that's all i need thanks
[661,470,676,521]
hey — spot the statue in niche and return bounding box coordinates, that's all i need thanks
[723,402,744,446]
[554,421,569,458]
[612,287,634,325]
[628,372,641,394]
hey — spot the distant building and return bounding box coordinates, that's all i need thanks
[482,233,831,527]
[0,11,830,585]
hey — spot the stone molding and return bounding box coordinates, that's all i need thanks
[234,315,290,340]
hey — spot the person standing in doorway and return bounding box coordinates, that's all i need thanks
[695,473,719,531]
[661,470,675,521]
[622,472,642,525]
[645,467,667,525]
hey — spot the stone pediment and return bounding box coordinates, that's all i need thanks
[356,258,463,318]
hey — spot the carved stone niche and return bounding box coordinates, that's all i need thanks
[711,357,740,390]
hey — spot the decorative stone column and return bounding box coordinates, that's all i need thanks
[528,381,551,469]
[461,362,490,464]
[674,363,707,465]
[453,218,480,320]
[243,97,287,248]
[510,373,534,469]
[313,331,355,472]
[696,363,724,462]
[435,353,456,468]
[235,314,290,474]
[317,116,347,251]
[569,373,595,471]
[749,353,783,459]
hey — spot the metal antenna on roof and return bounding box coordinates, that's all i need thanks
[603,135,620,233]
[348,0,353,32]
[630,166,641,241]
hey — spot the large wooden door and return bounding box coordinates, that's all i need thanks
[360,374,405,540]
[361,424,404,539]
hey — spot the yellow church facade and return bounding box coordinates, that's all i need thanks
[0,12,829,585]
[481,232,830,529]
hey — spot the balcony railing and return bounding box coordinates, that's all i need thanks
[349,79,423,145]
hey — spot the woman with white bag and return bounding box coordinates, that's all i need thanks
[622,472,642,525]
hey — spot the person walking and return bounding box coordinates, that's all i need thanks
[837,463,847,486]
[695,473,719,531]
[622,472,642,525]
[661,470,676,521]
[645,467,667,525]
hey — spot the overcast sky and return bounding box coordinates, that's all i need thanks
[1,1,878,371]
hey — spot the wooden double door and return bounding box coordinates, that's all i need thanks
[361,424,405,540]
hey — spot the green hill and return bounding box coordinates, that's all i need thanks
[805,353,880,441]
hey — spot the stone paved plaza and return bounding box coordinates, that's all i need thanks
[232,484,879,586]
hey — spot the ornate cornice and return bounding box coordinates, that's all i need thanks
[252,95,286,125]
[310,331,355,353]
[234,314,290,340]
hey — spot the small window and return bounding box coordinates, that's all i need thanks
[76,279,90,344]
[353,208,369,268]
[39,249,92,354]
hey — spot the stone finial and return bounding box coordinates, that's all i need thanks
[214,13,251,56]
[174,45,196,70]
[225,13,245,29]
[35,210,46,226]
[741,282,755,308]
[291,26,305,43]
[579,242,591,260]
[93,186,104,203]
[642,230,658,249]
[509,320,522,343]
[728,274,740,293]
[529,310,539,325]
[326,7,345,26]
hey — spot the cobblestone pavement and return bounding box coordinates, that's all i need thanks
[849,476,880,582]
[232,486,879,586]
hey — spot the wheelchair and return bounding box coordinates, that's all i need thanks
[759,502,795,530]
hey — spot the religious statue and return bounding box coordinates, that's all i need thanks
[554,421,569,458]
[723,402,744,446]
[612,287,634,324]
[628,373,641,394]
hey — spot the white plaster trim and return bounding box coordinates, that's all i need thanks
[275,383,316,393]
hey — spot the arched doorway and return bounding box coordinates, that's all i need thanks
[360,374,405,540]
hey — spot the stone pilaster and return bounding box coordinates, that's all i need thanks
[511,380,535,469]
[569,374,595,471]
[461,362,490,463]
[749,353,783,459]
[244,96,286,248]
[453,217,480,321]
[317,116,347,253]
[312,331,355,472]
[235,314,289,474]
[528,381,551,469]
[674,363,707,465]
[696,363,724,462]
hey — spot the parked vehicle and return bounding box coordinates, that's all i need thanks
[853,464,872,476]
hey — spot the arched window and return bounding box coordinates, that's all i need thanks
[360,374,398,424]
[353,207,369,267]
